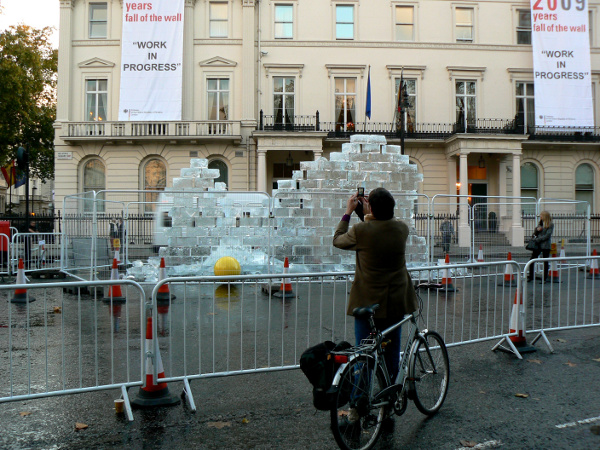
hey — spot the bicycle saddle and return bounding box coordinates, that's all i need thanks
[352,304,379,319]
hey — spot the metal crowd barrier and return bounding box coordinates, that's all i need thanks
[11,232,64,273]
[0,279,146,421]
[148,261,521,408]
[0,233,9,277]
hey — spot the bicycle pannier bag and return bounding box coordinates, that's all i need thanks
[300,340,352,410]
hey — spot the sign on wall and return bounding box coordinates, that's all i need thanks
[530,0,593,128]
[118,1,184,121]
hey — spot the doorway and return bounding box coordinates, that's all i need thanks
[470,183,488,231]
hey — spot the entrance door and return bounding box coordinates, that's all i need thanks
[470,183,487,231]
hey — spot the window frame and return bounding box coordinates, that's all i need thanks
[515,81,535,133]
[516,9,531,45]
[394,5,415,42]
[89,2,108,39]
[575,162,595,214]
[274,3,294,39]
[81,157,106,213]
[141,158,167,214]
[206,77,230,121]
[334,77,357,131]
[209,1,229,38]
[208,158,230,188]
[394,77,417,131]
[85,78,108,122]
[335,4,355,40]
[453,5,474,43]
[455,79,477,130]
[520,161,540,214]
[273,76,296,128]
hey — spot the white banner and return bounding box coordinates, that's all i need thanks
[119,1,184,121]
[531,0,593,128]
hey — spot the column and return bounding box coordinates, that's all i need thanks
[458,153,470,247]
[313,150,322,161]
[182,0,194,120]
[447,157,457,215]
[511,152,525,245]
[241,0,256,123]
[257,149,267,192]
[498,158,507,230]
[56,0,74,122]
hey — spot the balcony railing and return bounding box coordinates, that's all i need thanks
[528,126,600,142]
[63,121,242,141]
[258,110,320,132]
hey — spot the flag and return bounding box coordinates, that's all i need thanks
[395,68,405,131]
[1,160,26,188]
[1,161,16,187]
[365,66,372,120]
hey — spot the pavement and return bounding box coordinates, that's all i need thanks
[1,326,599,449]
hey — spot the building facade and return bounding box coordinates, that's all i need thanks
[54,0,600,245]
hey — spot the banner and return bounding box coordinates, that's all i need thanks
[531,0,593,128]
[118,0,184,121]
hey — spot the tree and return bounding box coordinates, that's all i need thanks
[0,24,57,182]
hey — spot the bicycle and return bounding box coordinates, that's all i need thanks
[328,283,450,450]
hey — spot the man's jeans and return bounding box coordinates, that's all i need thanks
[355,317,401,383]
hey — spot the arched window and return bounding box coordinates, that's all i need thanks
[208,159,228,188]
[82,159,106,212]
[575,163,594,214]
[143,159,167,213]
[521,162,538,214]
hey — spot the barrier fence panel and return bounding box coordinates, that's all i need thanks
[0,233,9,276]
[429,200,472,264]
[537,199,591,258]
[150,261,520,394]
[524,255,600,350]
[11,232,64,273]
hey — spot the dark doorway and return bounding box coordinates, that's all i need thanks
[470,183,487,231]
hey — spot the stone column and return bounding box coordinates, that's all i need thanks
[511,152,525,245]
[182,0,194,120]
[447,157,457,215]
[257,149,267,192]
[56,0,74,122]
[498,158,507,231]
[458,153,470,247]
[313,150,322,161]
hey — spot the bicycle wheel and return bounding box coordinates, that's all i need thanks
[330,355,388,450]
[410,331,450,415]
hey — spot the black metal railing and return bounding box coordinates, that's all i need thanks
[258,110,320,132]
[528,126,600,142]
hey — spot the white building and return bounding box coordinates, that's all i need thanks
[53,0,600,245]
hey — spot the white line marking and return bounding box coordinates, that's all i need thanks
[555,415,600,429]
[456,440,502,450]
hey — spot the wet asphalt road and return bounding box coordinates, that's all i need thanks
[1,326,599,449]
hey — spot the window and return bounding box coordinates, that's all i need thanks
[209,159,229,187]
[575,163,594,213]
[143,159,167,213]
[517,10,531,44]
[395,6,414,41]
[275,4,293,39]
[83,159,106,212]
[334,78,356,132]
[274,77,295,128]
[394,78,417,131]
[455,7,473,42]
[521,162,538,214]
[516,82,535,133]
[336,5,354,40]
[455,80,476,131]
[209,2,228,38]
[85,79,107,121]
[207,78,229,120]
[89,3,107,39]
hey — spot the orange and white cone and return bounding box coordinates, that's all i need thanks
[588,249,600,279]
[157,303,170,337]
[499,252,517,286]
[559,239,566,264]
[39,240,46,267]
[113,238,121,264]
[11,258,35,303]
[508,289,536,352]
[154,257,175,303]
[438,254,455,292]
[477,245,484,263]
[548,249,561,283]
[274,257,294,298]
[103,258,126,303]
[131,317,180,408]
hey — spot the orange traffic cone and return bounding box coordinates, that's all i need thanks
[508,289,536,353]
[438,254,455,292]
[39,240,46,267]
[588,249,600,279]
[155,257,175,303]
[559,239,566,264]
[157,303,170,337]
[548,249,561,283]
[477,245,484,262]
[103,258,126,303]
[274,257,294,298]
[499,252,517,286]
[131,317,180,408]
[11,258,35,303]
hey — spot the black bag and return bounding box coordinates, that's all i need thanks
[526,237,537,251]
[300,340,352,410]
